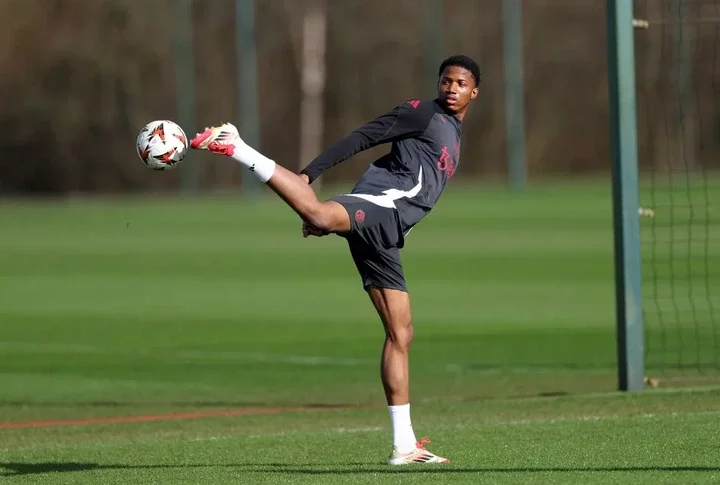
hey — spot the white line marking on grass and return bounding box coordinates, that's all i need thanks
[419,383,720,406]
[495,409,720,428]
[0,342,101,353]
[5,342,720,385]
[178,350,373,367]
[186,426,386,443]
[0,341,376,367]
[0,341,614,373]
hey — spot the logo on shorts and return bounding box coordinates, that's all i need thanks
[354,209,365,224]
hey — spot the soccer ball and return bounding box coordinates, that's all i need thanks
[136,120,188,170]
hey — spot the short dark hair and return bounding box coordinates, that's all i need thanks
[438,55,481,86]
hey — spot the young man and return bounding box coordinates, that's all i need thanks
[190,55,480,465]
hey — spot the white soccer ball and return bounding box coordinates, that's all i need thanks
[136,120,189,170]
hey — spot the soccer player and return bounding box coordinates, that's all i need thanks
[190,55,480,465]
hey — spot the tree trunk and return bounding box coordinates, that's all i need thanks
[298,0,327,187]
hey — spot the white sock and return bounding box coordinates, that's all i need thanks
[229,140,276,183]
[388,404,417,453]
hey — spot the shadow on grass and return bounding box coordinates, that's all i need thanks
[2,462,720,476]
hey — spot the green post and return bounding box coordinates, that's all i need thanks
[424,0,444,95]
[607,0,645,391]
[237,0,260,198]
[502,0,526,192]
[174,0,197,194]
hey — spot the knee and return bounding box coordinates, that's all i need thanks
[386,319,414,350]
[305,202,338,233]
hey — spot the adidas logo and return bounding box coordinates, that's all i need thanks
[249,164,255,172]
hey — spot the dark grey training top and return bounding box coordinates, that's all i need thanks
[300,98,463,242]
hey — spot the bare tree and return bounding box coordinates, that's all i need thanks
[286,0,327,186]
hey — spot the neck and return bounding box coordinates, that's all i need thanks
[435,99,465,121]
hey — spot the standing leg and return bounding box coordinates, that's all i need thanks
[340,206,448,464]
[367,286,417,456]
[368,287,414,407]
[366,286,449,464]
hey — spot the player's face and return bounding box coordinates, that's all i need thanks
[438,66,478,115]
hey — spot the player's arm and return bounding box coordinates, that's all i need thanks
[299,102,431,183]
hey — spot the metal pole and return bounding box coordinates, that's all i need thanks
[607,0,645,391]
[237,0,260,199]
[502,0,527,192]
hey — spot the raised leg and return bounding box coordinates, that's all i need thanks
[190,123,350,234]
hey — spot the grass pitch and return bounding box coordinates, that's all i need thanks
[0,179,719,484]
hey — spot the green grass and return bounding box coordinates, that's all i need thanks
[2,391,720,484]
[0,179,719,484]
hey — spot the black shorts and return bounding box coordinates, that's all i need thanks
[331,195,407,292]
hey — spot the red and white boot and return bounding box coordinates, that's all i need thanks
[387,438,450,465]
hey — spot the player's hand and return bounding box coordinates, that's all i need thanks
[302,221,328,238]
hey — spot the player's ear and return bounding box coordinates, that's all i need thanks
[470,86,479,100]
